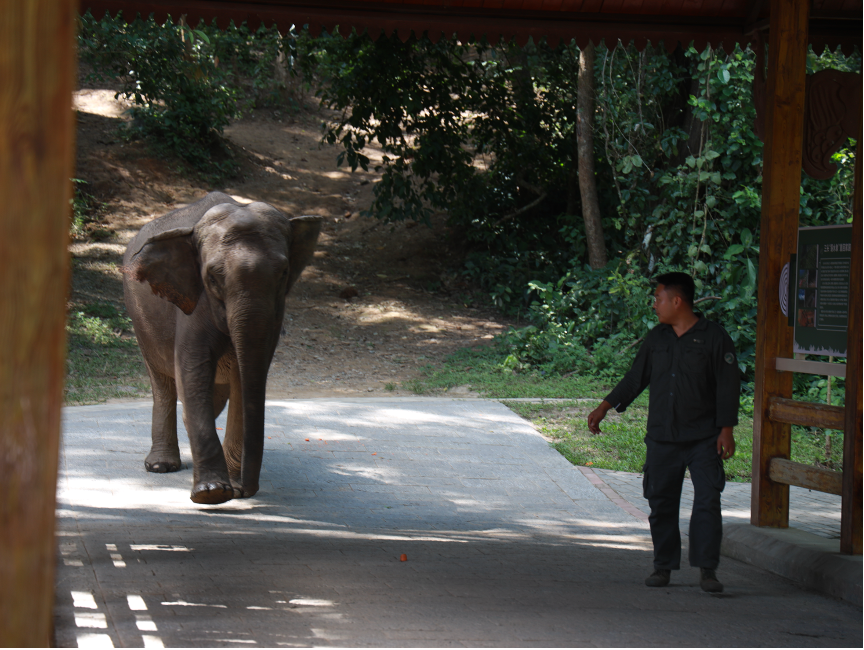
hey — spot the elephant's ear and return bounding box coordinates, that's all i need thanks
[125,227,203,315]
[286,216,323,293]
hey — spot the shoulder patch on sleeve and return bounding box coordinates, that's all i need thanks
[724,352,735,365]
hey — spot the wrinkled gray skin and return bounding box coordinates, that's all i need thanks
[123,192,321,505]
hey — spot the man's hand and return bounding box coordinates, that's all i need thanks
[587,401,613,435]
[717,426,735,459]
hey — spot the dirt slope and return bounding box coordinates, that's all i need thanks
[71,89,510,399]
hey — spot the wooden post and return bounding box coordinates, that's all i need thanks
[750,0,810,528]
[0,1,77,645]
[841,146,862,555]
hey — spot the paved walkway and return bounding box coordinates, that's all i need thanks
[55,398,861,647]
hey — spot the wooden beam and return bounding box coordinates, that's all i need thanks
[774,357,847,378]
[768,458,843,496]
[768,397,846,430]
[841,143,862,555]
[0,1,77,646]
[76,0,864,52]
[750,0,810,529]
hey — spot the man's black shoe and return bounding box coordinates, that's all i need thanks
[700,568,723,593]
[645,569,671,587]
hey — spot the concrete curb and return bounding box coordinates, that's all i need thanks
[722,523,863,607]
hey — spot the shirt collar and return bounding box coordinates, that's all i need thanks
[658,313,706,335]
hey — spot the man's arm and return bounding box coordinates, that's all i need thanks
[587,401,613,435]
[586,335,654,435]
[717,426,735,459]
[713,327,739,459]
[714,329,741,431]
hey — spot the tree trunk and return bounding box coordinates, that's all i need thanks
[577,42,607,269]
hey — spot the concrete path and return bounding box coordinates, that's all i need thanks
[54,398,862,647]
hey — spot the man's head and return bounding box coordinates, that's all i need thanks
[653,272,695,324]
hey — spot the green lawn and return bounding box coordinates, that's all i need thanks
[504,399,756,482]
[406,344,841,482]
[65,301,151,405]
[403,345,614,398]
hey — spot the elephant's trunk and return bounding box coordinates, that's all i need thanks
[230,307,280,496]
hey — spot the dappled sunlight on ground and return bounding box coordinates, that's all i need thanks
[56,398,862,647]
[70,84,511,405]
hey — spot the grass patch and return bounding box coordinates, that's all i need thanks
[506,398,756,482]
[403,345,613,398]
[791,425,844,470]
[65,300,150,405]
[409,344,843,483]
[506,399,842,483]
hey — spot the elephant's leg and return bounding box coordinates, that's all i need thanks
[144,367,182,473]
[223,363,246,497]
[176,361,233,505]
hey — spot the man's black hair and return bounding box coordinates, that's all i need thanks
[655,272,695,306]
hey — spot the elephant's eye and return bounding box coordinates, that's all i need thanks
[207,273,223,296]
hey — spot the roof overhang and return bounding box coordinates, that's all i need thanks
[79,0,862,54]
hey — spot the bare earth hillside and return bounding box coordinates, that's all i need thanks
[71,88,511,400]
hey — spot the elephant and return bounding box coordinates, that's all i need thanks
[122,192,321,505]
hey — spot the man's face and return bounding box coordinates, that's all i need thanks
[653,284,678,324]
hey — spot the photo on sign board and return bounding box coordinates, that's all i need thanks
[797,309,816,328]
[800,244,819,270]
[798,269,818,288]
[804,290,817,308]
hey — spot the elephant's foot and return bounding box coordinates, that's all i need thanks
[229,476,259,499]
[145,450,182,473]
[190,481,234,505]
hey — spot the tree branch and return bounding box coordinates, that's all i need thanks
[493,193,548,227]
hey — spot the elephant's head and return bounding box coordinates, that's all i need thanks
[127,201,320,325]
[126,200,321,397]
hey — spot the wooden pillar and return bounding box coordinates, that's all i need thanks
[0,1,77,645]
[841,146,862,555]
[750,0,810,528]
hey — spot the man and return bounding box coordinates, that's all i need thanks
[587,272,739,593]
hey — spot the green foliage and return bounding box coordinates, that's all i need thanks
[312,34,857,423]
[309,32,595,308]
[493,43,856,392]
[78,11,298,182]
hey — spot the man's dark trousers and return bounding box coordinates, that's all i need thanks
[642,435,726,570]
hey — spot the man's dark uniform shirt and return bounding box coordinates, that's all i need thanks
[604,315,740,441]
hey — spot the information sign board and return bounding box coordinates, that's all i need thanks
[793,224,853,357]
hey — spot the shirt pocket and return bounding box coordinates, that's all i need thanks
[681,346,711,383]
[650,344,671,375]
[679,346,713,418]
[682,345,708,370]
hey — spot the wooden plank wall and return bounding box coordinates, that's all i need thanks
[0,1,77,645]
[750,0,810,528]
